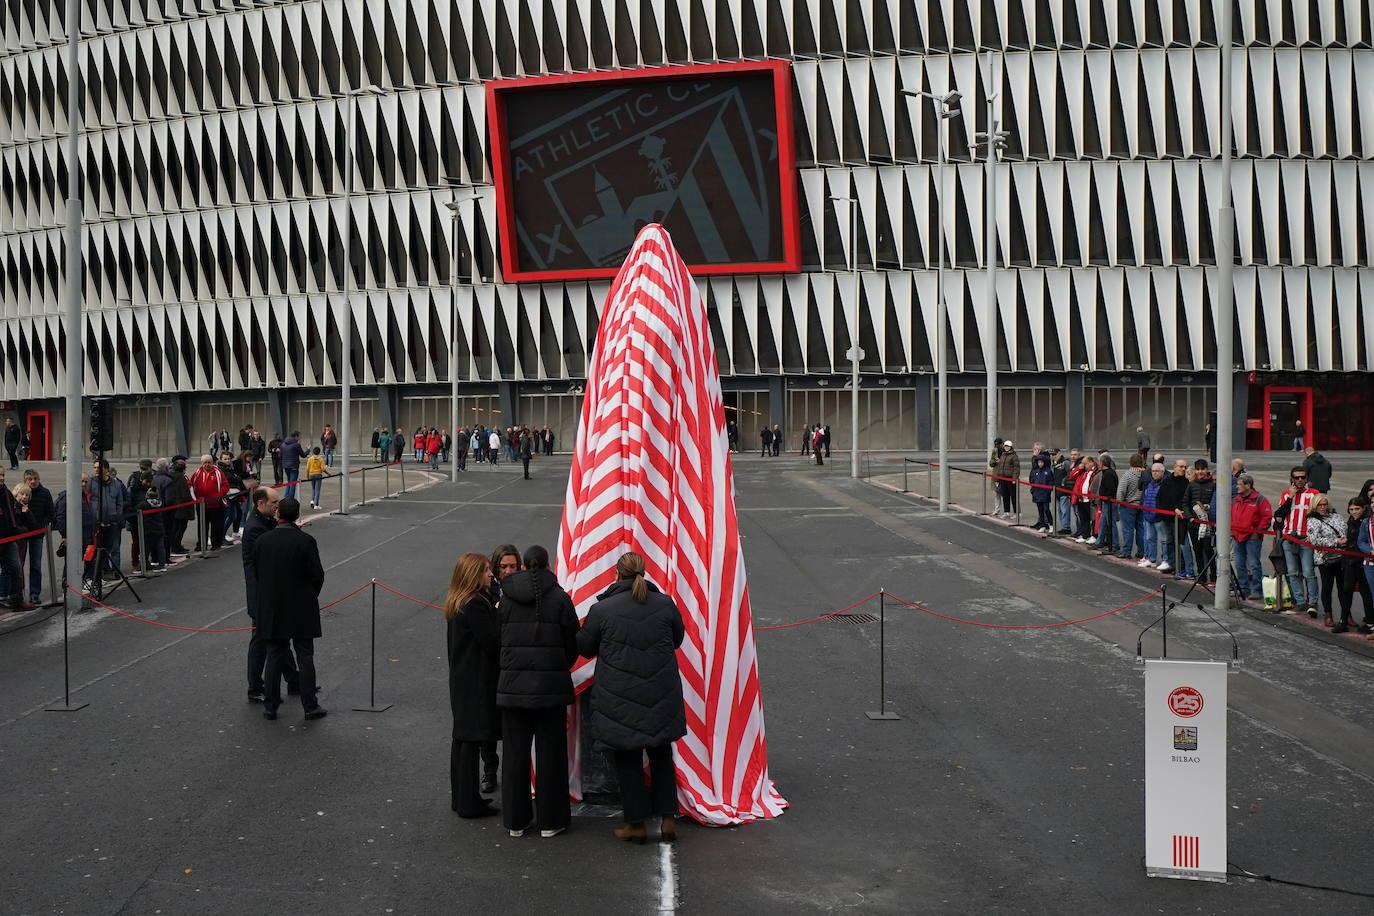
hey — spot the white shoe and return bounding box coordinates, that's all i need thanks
[1157,562,1173,573]
[540,827,566,838]
[1085,537,1097,546]
[1137,558,1153,567]
[1074,536,1086,543]
[509,829,525,838]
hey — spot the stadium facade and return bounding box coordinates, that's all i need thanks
[2,0,1373,460]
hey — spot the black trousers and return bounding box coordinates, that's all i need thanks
[500,707,569,833]
[248,623,298,693]
[451,739,487,815]
[1075,502,1093,536]
[482,740,499,778]
[1319,564,1351,622]
[204,507,225,550]
[522,455,531,479]
[609,745,678,825]
[271,457,283,485]
[6,446,17,469]
[264,637,317,713]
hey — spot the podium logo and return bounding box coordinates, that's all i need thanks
[1167,686,1204,718]
[1172,835,1200,869]
[1172,726,1198,751]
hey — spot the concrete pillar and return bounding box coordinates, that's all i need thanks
[266,389,290,438]
[914,376,933,451]
[377,384,399,433]
[768,376,786,436]
[1066,374,1086,448]
[1231,371,1249,453]
[498,382,518,428]
[169,393,191,458]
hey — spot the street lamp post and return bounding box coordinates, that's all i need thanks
[338,85,384,515]
[1214,2,1237,609]
[829,193,862,479]
[974,50,1011,468]
[901,87,963,513]
[445,189,484,484]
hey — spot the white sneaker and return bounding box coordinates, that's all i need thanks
[540,827,565,838]
[1085,537,1097,546]
[509,828,525,838]
[1157,562,1173,573]
[1137,558,1153,567]
[1074,536,1086,543]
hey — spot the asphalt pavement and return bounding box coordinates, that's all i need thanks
[1,454,1371,914]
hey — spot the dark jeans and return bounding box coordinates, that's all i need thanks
[1034,501,1052,529]
[1076,503,1093,537]
[167,518,189,554]
[500,707,569,833]
[609,745,678,825]
[97,525,122,573]
[1189,528,1215,582]
[6,446,17,468]
[271,457,283,484]
[522,455,531,479]
[248,624,298,693]
[284,466,300,499]
[24,533,43,600]
[997,480,1016,514]
[264,637,317,713]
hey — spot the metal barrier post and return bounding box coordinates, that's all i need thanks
[360,465,367,506]
[399,459,407,494]
[44,530,60,607]
[1013,479,1022,526]
[383,462,396,499]
[866,589,900,721]
[902,460,908,493]
[927,463,933,499]
[135,511,149,578]
[353,579,392,713]
[197,501,208,559]
[44,578,87,712]
[981,473,988,515]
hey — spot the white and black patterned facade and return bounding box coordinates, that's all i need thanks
[2,0,1373,455]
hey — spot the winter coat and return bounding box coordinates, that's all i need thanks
[1184,475,1217,524]
[166,471,197,521]
[131,485,164,538]
[1028,457,1055,504]
[1096,467,1119,505]
[87,475,131,528]
[378,432,392,454]
[448,591,502,742]
[1051,456,1072,491]
[189,465,230,505]
[240,508,277,619]
[279,436,306,471]
[0,487,25,538]
[3,423,19,449]
[495,568,579,709]
[425,433,442,456]
[1302,452,1333,493]
[321,429,338,449]
[393,436,405,460]
[1305,511,1346,566]
[576,579,686,750]
[253,523,324,640]
[26,483,54,529]
[52,489,96,547]
[1231,489,1273,541]
[370,430,381,448]
[1156,473,1190,514]
[995,449,1020,482]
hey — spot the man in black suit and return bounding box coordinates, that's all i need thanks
[243,487,299,703]
[4,418,20,469]
[254,498,326,721]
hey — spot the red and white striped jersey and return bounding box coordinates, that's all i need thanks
[1279,486,1319,538]
[557,225,787,826]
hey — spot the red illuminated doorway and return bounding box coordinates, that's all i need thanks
[1262,387,1312,451]
[24,411,49,460]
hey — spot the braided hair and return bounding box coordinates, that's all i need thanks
[523,545,550,615]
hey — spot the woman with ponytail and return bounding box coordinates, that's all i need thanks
[495,544,579,838]
[444,552,501,818]
[577,551,686,844]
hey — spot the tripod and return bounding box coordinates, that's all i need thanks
[1187,536,1244,609]
[90,451,140,604]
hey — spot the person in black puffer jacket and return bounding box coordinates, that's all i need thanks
[496,544,579,838]
[578,551,686,844]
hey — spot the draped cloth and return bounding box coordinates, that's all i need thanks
[556,225,787,825]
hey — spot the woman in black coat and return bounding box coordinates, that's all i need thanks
[445,552,501,818]
[577,551,686,843]
[496,545,579,838]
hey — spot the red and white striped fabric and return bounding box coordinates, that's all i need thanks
[556,224,787,826]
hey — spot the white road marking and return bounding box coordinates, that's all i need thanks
[658,840,678,914]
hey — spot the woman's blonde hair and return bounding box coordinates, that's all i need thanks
[11,482,30,501]
[444,552,491,620]
[616,551,649,604]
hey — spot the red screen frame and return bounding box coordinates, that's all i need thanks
[486,60,800,283]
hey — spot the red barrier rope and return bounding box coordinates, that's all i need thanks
[320,581,373,611]
[373,581,446,612]
[70,585,256,633]
[755,592,881,631]
[885,587,1163,630]
[0,527,47,546]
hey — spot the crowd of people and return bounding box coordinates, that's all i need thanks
[986,437,1374,637]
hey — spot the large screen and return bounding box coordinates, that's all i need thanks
[487,61,800,282]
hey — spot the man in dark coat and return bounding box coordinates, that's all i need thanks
[242,487,299,703]
[496,546,579,837]
[1302,447,1334,493]
[21,469,53,604]
[4,417,20,469]
[448,584,501,817]
[576,574,686,838]
[254,498,325,720]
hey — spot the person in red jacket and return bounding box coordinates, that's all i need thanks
[1231,474,1272,600]
[425,428,443,471]
[188,454,230,551]
[1071,455,1098,542]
